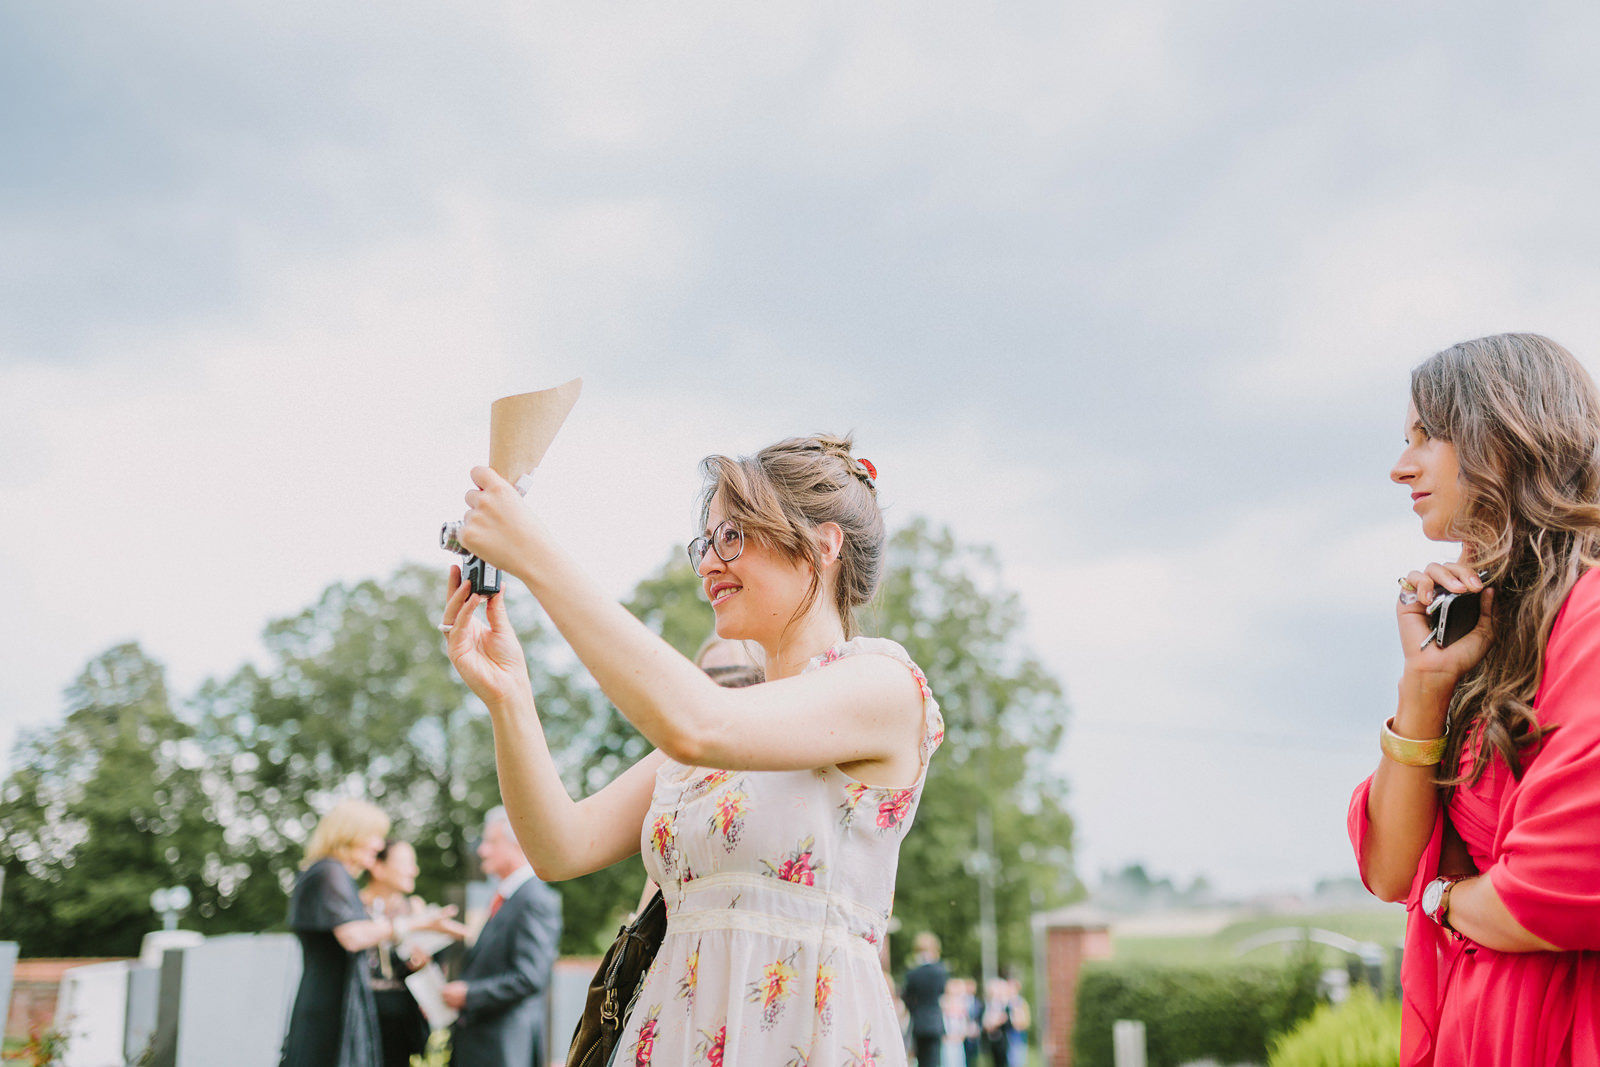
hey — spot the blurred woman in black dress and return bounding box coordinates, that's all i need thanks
[361,839,467,1067]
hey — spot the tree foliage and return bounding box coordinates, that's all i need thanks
[0,644,214,956]
[866,519,1078,977]
[0,524,1076,973]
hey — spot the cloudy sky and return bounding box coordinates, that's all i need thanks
[5,2,1600,896]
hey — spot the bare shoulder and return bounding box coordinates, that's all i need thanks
[797,643,928,715]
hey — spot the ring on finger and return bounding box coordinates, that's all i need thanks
[1397,577,1419,606]
[438,621,454,635]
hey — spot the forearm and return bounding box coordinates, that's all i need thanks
[507,533,728,762]
[486,686,612,880]
[1362,676,1453,900]
[1446,875,1561,952]
[332,919,394,953]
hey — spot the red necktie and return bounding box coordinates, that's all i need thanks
[488,892,504,919]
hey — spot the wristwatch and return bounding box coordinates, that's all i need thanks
[1422,875,1466,938]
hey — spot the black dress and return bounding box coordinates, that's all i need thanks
[366,901,429,1067]
[280,858,382,1067]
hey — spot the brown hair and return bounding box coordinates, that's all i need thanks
[699,433,884,640]
[1411,334,1600,790]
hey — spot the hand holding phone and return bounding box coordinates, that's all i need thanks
[1422,578,1488,650]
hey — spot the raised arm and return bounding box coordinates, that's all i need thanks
[444,567,663,882]
[449,469,924,783]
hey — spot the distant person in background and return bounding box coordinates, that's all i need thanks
[1002,975,1030,1065]
[902,932,949,1066]
[980,975,1027,1067]
[280,800,456,1067]
[695,633,764,689]
[963,979,983,1067]
[361,839,468,1067]
[940,977,976,1067]
[444,807,562,1067]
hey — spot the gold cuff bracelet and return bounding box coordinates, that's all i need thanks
[1380,716,1447,766]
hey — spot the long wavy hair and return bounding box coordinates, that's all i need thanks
[1412,334,1600,790]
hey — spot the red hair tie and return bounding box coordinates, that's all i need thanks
[858,458,877,485]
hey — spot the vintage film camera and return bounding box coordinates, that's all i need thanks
[440,521,502,596]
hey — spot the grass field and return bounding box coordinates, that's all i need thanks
[1108,907,1407,970]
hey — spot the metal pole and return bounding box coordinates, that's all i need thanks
[977,806,998,989]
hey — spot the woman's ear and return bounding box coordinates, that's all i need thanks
[816,522,845,567]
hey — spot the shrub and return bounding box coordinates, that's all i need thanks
[1073,950,1320,1067]
[1268,987,1400,1067]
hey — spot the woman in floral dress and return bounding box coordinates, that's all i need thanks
[443,434,943,1066]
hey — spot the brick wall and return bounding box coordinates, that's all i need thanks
[1040,919,1112,1067]
[5,959,131,1045]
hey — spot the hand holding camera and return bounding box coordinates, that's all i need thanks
[439,379,582,597]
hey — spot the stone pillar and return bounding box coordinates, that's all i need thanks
[1033,906,1113,1067]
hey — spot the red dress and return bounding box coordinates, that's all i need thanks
[1349,569,1600,1065]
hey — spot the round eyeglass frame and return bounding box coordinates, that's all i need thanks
[687,519,744,574]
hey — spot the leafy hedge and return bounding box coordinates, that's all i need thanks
[1268,987,1400,1067]
[1073,951,1321,1067]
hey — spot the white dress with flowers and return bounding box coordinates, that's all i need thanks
[621,636,944,1067]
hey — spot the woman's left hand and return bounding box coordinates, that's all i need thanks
[456,466,547,575]
[443,566,533,708]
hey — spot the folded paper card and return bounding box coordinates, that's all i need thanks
[489,378,583,486]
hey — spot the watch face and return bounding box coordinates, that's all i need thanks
[1422,879,1445,916]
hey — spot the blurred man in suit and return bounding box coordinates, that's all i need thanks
[902,931,949,1066]
[443,808,562,1067]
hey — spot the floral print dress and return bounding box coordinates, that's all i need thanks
[622,636,944,1067]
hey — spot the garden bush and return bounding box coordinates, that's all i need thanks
[1073,950,1320,1067]
[1268,986,1400,1067]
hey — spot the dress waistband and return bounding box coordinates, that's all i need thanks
[663,872,887,959]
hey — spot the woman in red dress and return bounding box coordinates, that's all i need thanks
[1350,333,1600,1065]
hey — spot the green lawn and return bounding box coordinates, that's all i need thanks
[1109,909,1407,970]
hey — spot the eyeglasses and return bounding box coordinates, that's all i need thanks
[687,520,743,575]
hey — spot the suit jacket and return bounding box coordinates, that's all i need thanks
[902,959,949,1038]
[450,875,563,1067]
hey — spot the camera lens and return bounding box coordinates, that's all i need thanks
[440,521,466,554]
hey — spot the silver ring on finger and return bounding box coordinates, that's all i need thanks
[438,621,454,635]
[1397,577,1419,606]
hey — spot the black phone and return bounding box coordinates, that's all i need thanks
[1427,587,1483,648]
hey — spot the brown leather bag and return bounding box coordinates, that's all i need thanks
[566,890,668,1067]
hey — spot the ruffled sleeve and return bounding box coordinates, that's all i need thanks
[1349,774,1449,1066]
[1486,568,1600,950]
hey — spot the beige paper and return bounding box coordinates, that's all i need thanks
[489,378,583,482]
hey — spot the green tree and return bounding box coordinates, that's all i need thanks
[0,524,1076,969]
[187,563,512,927]
[867,519,1078,979]
[199,561,648,953]
[0,644,220,956]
